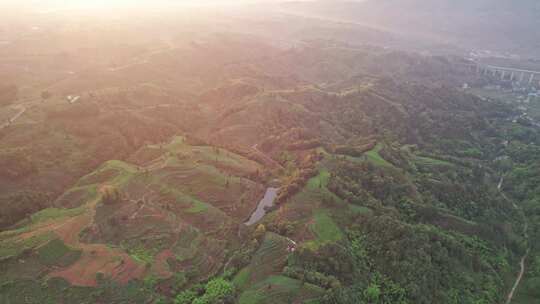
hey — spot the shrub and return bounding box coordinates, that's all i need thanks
[364,284,381,302]
[102,187,122,205]
[174,290,197,304]
[203,278,234,303]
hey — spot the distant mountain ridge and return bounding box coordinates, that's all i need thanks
[282,0,540,57]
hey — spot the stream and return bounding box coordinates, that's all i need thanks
[244,187,279,226]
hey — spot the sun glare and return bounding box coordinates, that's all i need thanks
[33,0,266,11]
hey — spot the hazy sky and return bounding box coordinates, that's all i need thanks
[5,0,288,7]
[0,0,301,15]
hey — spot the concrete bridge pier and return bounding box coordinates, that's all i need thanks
[520,72,525,83]
[529,74,536,85]
[501,70,506,80]
[510,72,515,81]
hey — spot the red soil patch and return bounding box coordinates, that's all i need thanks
[47,197,148,286]
[152,249,174,279]
[48,194,147,286]
[16,222,62,241]
[53,213,93,244]
[8,180,167,287]
[49,244,147,286]
[16,211,89,242]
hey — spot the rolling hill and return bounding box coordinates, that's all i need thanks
[0,12,539,303]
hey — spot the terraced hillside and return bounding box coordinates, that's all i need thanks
[0,136,265,301]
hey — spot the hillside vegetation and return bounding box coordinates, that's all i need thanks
[0,27,537,304]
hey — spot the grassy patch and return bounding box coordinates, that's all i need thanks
[292,169,343,205]
[29,207,85,224]
[348,204,372,215]
[163,135,258,171]
[105,161,138,186]
[163,187,210,213]
[365,143,392,167]
[306,169,330,190]
[237,275,323,304]
[186,200,209,213]
[233,268,252,290]
[237,233,291,287]
[76,168,119,187]
[121,241,159,265]
[0,278,149,303]
[238,275,301,304]
[310,210,343,244]
[37,238,81,266]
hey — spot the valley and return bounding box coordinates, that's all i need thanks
[1,1,540,304]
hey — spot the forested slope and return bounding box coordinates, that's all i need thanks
[0,36,534,303]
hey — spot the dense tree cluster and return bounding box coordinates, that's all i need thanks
[275,167,318,205]
[328,161,415,208]
[283,266,341,290]
[174,278,235,304]
[311,140,519,303]
[0,191,50,229]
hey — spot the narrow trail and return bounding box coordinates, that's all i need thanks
[1,105,26,129]
[107,46,177,72]
[501,109,540,303]
[251,143,284,170]
[499,174,530,304]
[505,226,529,304]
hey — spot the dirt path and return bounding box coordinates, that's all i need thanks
[1,104,26,129]
[505,231,529,304]
[251,143,284,170]
[499,174,530,304]
[108,46,177,72]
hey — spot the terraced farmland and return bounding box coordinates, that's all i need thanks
[0,136,266,299]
